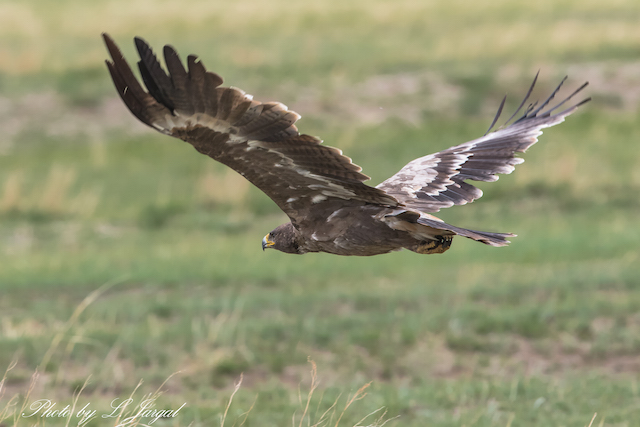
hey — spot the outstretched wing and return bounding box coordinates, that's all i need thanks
[376,74,590,213]
[103,34,397,226]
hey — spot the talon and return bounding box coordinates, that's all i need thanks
[415,236,453,254]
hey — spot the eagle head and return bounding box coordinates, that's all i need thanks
[262,223,302,254]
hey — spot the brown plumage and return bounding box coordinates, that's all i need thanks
[103,34,590,256]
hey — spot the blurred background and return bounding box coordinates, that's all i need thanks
[0,0,639,425]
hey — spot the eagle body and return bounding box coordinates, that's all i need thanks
[271,205,455,256]
[103,34,589,256]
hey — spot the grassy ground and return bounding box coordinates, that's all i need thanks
[1,0,639,425]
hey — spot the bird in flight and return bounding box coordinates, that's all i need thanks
[103,34,589,256]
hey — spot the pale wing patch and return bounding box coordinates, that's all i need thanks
[326,208,345,223]
[376,76,589,214]
[311,194,328,203]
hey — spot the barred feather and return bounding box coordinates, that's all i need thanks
[377,75,590,213]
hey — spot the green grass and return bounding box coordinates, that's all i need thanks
[1,0,640,426]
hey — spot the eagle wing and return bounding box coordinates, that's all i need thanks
[103,34,397,227]
[376,74,590,213]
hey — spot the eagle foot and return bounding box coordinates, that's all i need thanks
[415,236,453,254]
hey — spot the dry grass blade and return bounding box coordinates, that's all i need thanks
[333,382,372,427]
[353,407,398,427]
[40,276,128,373]
[12,369,40,426]
[221,373,244,427]
[296,358,320,427]
[110,379,144,427]
[65,377,92,427]
[0,359,19,424]
[238,394,258,427]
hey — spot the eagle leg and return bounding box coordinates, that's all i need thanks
[413,236,453,254]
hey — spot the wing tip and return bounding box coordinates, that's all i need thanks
[102,32,120,63]
[492,74,590,133]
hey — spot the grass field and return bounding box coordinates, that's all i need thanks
[1,0,639,425]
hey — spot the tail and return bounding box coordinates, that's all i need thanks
[417,216,515,247]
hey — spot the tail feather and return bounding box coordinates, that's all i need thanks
[417,216,514,247]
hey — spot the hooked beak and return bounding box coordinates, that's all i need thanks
[262,233,275,251]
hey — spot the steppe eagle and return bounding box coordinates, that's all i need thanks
[103,34,589,256]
